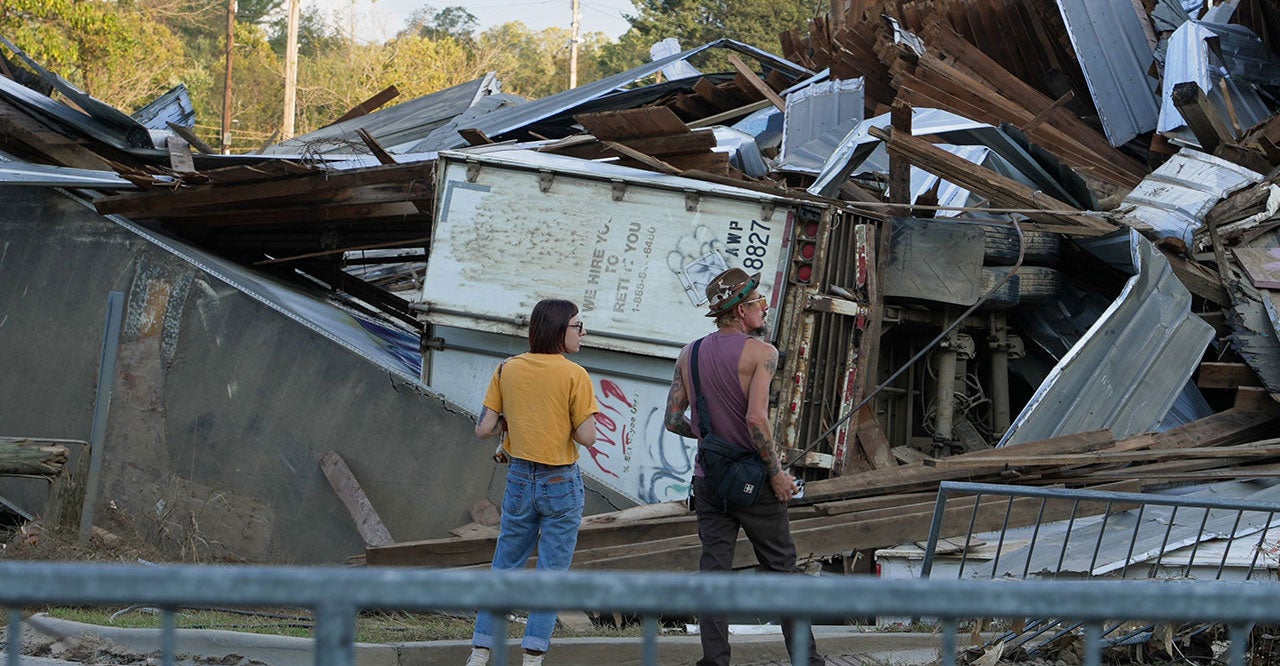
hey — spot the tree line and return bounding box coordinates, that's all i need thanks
[1,0,822,152]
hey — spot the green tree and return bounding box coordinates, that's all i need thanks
[1,0,198,113]
[605,0,822,74]
[266,5,343,57]
[400,5,478,42]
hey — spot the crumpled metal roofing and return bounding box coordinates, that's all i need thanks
[0,36,154,149]
[780,78,865,165]
[130,84,196,131]
[101,207,424,382]
[999,230,1214,447]
[1157,21,1272,144]
[1121,148,1263,245]
[262,74,506,156]
[1054,0,1161,147]
[405,39,813,154]
[803,108,1082,207]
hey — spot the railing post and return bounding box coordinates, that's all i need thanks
[314,602,357,666]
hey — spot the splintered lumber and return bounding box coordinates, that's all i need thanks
[367,506,701,567]
[327,85,400,126]
[320,450,393,548]
[574,107,688,141]
[803,430,1116,503]
[0,437,73,476]
[1198,362,1264,390]
[867,125,1115,235]
[574,480,1140,571]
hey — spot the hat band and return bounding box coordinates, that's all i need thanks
[713,278,759,313]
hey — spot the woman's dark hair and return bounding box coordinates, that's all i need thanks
[529,299,579,354]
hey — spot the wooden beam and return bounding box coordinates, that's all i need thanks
[355,128,397,165]
[1198,362,1262,390]
[867,125,1116,235]
[0,437,71,476]
[319,450,394,548]
[1157,245,1231,307]
[327,85,400,127]
[687,99,773,129]
[726,55,787,111]
[574,480,1140,571]
[1171,81,1232,153]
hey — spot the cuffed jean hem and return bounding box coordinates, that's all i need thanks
[470,623,553,652]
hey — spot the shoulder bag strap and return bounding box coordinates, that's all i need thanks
[690,338,714,440]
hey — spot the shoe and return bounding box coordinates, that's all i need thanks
[522,652,545,666]
[464,646,490,666]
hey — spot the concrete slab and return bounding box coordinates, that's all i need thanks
[20,615,944,666]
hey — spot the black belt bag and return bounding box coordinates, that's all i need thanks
[691,338,766,507]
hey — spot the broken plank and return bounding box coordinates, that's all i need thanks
[726,55,787,111]
[575,107,687,141]
[0,437,71,476]
[319,450,394,548]
[327,85,400,127]
[1236,386,1278,413]
[1159,245,1231,307]
[1198,362,1263,390]
[854,405,897,470]
[1171,81,1233,153]
[868,125,1115,234]
[576,481,1139,571]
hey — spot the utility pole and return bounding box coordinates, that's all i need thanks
[221,0,237,154]
[282,0,301,140]
[569,0,580,89]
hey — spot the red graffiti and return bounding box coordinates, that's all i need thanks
[601,380,634,408]
[585,379,637,479]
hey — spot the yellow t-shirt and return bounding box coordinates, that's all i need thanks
[484,353,600,465]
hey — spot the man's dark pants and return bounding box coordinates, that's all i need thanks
[693,475,825,666]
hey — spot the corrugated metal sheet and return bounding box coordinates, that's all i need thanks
[1055,0,1160,147]
[0,158,134,188]
[1121,148,1263,245]
[406,39,813,153]
[262,74,505,156]
[130,84,195,131]
[780,78,865,163]
[998,230,1214,447]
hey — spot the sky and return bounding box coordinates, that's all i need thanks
[308,0,638,43]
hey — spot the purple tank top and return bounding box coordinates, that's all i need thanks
[690,332,754,478]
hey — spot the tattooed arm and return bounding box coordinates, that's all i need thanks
[475,407,505,439]
[664,348,697,439]
[745,341,795,502]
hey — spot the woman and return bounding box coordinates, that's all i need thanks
[465,299,599,666]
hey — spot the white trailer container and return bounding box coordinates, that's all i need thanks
[416,148,813,504]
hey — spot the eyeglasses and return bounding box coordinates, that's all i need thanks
[568,322,586,334]
[743,296,768,310]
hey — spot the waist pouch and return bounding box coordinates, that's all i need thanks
[698,434,766,507]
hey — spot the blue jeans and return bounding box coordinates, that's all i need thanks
[473,458,585,652]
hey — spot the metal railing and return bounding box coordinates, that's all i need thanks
[920,481,1280,581]
[3,562,1280,666]
[916,481,1280,660]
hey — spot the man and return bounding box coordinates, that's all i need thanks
[665,267,825,666]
